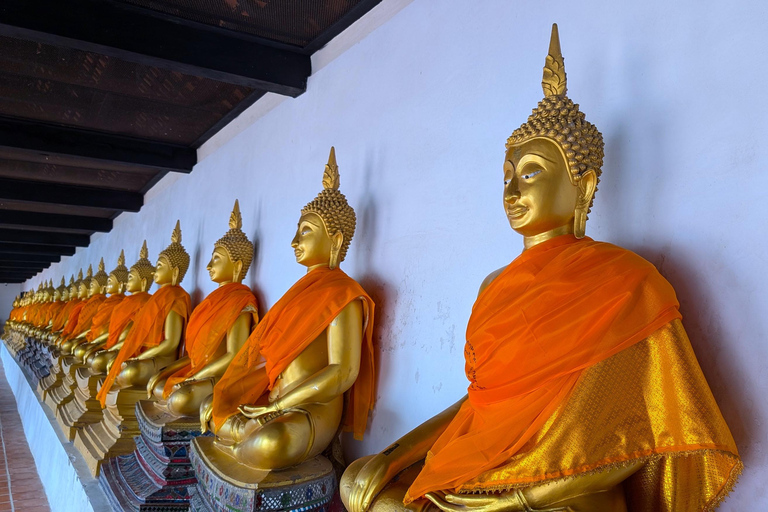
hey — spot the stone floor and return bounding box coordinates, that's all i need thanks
[0,359,50,512]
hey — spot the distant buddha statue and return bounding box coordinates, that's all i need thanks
[61,259,110,356]
[54,268,89,350]
[199,147,375,471]
[146,200,258,417]
[96,223,191,407]
[73,251,130,363]
[88,241,154,375]
[342,25,741,512]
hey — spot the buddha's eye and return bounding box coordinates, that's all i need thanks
[301,229,311,235]
[521,169,542,180]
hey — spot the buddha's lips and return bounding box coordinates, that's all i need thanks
[506,207,528,219]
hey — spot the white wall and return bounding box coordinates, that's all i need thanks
[0,283,21,324]
[25,0,768,507]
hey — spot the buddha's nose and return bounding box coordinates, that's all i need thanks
[504,177,520,203]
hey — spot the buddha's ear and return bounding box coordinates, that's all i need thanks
[171,267,180,286]
[574,170,597,239]
[232,260,244,283]
[329,232,344,270]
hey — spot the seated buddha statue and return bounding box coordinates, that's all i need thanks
[61,259,110,356]
[96,222,191,407]
[199,147,375,471]
[73,252,130,363]
[342,25,741,512]
[146,200,258,418]
[88,242,154,375]
[53,269,88,351]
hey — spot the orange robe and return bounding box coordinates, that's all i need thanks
[45,302,65,328]
[85,294,126,342]
[63,295,107,341]
[406,235,740,511]
[59,300,87,340]
[406,235,739,506]
[51,299,81,332]
[213,267,375,440]
[97,286,190,407]
[163,283,257,398]
[104,292,152,350]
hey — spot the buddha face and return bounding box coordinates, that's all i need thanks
[89,279,102,297]
[78,283,88,299]
[53,290,61,301]
[106,275,121,295]
[503,138,580,237]
[126,269,143,293]
[154,256,175,285]
[292,213,333,268]
[207,247,238,284]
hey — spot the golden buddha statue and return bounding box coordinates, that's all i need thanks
[62,259,110,356]
[196,147,375,475]
[88,242,155,375]
[341,25,741,512]
[146,200,258,418]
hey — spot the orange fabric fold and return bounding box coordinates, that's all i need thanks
[64,294,107,340]
[104,292,151,350]
[163,283,257,398]
[44,302,65,327]
[405,235,681,503]
[97,285,190,407]
[59,300,87,340]
[85,294,126,342]
[51,299,80,332]
[212,267,375,440]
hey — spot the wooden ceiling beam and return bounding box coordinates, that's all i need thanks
[0,229,89,247]
[0,242,75,256]
[0,210,111,233]
[0,177,143,212]
[0,252,61,263]
[0,0,310,96]
[0,117,195,173]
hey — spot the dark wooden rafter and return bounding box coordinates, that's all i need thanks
[0,242,75,256]
[0,177,143,212]
[0,261,50,269]
[0,117,196,173]
[0,252,60,263]
[0,228,89,247]
[0,0,310,96]
[0,211,111,232]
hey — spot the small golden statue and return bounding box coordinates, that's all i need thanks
[146,200,259,417]
[341,25,741,512]
[194,148,375,480]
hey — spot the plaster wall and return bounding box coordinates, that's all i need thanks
[0,283,21,325]
[24,0,768,508]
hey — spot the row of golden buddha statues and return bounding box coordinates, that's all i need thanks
[1,25,741,512]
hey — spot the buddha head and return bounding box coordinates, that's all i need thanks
[504,24,603,240]
[156,221,189,286]
[127,241,155,293]
[73,268,85,299]
[42,280,53,302]
[209,200,254,285]
[89,258,109,296]
[107,250,129,295]
[54,277,67,302]
[293,147,356,270]
[67,275,76,301]
[79,265,93,299]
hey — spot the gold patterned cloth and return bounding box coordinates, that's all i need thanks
[459,319,740,511]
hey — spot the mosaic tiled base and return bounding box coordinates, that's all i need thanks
[99,400,211,511]
[189,438,339,512]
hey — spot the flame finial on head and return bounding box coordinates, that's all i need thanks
[130,240,155,282]
[541,24,567,97]
[109,250,129,285]
[322,146,340,191]
[159,220,190,283]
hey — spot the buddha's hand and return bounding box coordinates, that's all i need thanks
[425,491,526,512]
[238,403,279,425]
[346,453,395,512]
[199,397,213,433]
[147,372,163,399]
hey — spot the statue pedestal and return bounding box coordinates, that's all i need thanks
[38,351,64,399]
[45,355,80,415]
[188,438,341,512]
[56,366,106,440]
[99,400,208,511]
[74,386,146,476]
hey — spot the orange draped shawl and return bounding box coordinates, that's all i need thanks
[163,283,257,398]
[212,267,375,440]
[104,292,151,349]
[405,235,682,502]
[84,294,125,342]
[51,299,80,332]
[97,285,190,407]
[65,294,107,340]
[59,300,87,340]
[44,302,65,327]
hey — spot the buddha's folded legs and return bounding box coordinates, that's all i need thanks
[341,457,436,512]
[166,379,214,417]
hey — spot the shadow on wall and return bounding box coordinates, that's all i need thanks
[190,221,207,307]
[632,244,753,465]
